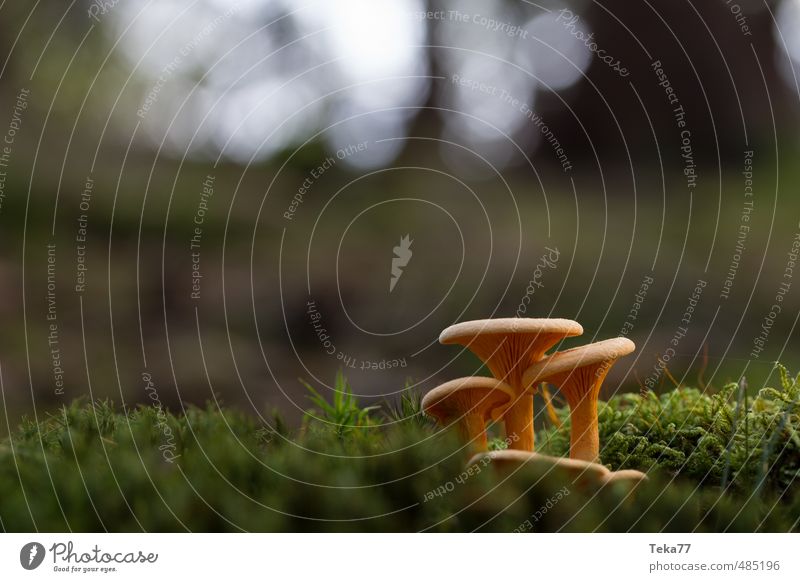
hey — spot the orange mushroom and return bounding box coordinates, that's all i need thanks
[602,469,648,487]
[522,337,635,462]
[421,377,514,452]
[468,449,610,485]
[440,318,583,451]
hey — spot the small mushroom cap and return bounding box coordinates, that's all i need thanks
[523,337,635,387]
[440,318,583,345]
[422,376,514,422]
[468,450,610,480]
[602,469,648,484]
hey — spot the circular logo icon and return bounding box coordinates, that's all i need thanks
[20,542,46,570]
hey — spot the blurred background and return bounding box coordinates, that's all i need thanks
[1,0,799,424]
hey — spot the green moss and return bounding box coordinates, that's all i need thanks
[537,366,800,495]
[0,367,798,532]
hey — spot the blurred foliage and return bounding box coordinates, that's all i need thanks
[1,368,798,532]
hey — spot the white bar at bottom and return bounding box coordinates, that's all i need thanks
[0,533,796,581]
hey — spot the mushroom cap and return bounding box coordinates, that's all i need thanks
[440,318,583,388]
[440,318,583,346]
[523,337,635,388]
[468,450,610,480]
[421,376,514,422]
[602,469,648,485]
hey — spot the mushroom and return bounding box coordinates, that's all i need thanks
[522,337,636,463]
[440,318,583,451]
[602,469,648,487]
[422,377,514,452]
[468,450,610,484]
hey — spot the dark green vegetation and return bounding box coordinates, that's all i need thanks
[1,368,798,532]
[537,366,800,495]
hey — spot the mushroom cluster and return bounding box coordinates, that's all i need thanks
[424,318,646,487]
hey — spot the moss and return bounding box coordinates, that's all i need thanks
[537,366,800,495]
[0,367,798,532]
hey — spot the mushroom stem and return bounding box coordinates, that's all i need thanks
[567,392,599,462]
[541,383,562,427]
[461,413,489,452]
[503,394,534,451]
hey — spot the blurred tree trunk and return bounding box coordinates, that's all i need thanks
[540,0,793,165]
